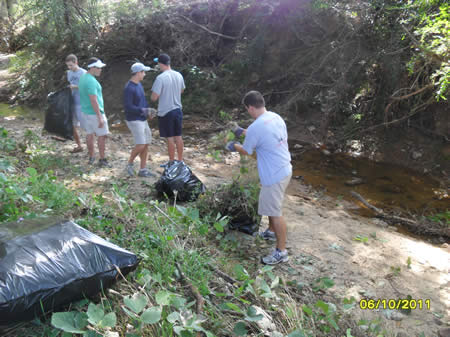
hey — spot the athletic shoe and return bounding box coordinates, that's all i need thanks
[254,229,277,241]
[126,163,135,176]
[98,158,112,168]
[262,248,289,265]
[88,157,96,165]
[138,168,156,177]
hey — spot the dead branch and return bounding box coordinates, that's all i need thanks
[350,191,384,215]
[178,14,240,40]
[389,83,434,101]
[207,263,238,286]
[350,191,450,238]
[175,262,205,315]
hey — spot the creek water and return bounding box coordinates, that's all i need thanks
[292,149,449,218]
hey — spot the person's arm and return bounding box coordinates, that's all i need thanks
[151,92,159,102]
[89,94,104,128]
[234,143,249,156]
[124,86,145,117]
[151,77,162,102]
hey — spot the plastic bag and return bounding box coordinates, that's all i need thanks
[155,161,206,202]
[229,216,260,235]
[0,219,139,325]
[44,87,74,139]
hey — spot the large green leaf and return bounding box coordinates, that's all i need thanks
[224,302,243,313]
[233,321,247,336]
[141,307,162,324]
[233,264,249,281]
[100,312,117,328]
[51,312,88,334]
[87,303,104,325]
[155,290,172,306]
[245,306,263,322]
[124,294,148,314]
[167,311,181,323]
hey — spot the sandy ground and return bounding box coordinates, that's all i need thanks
[1,114,449,337]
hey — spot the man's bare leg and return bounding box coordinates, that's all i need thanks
[86,134,95,158]
[269,215,287,251]
[167,137,176,161]
[174,136,184,161]
[268,217,275,232]
[98,135,106,159]
[128,144,145,165]
[73,128,82,149]
[139,145,149,170]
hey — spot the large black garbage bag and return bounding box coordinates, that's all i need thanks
[44,88,74,139]
[155,161,206,202]
[0,219,139,325]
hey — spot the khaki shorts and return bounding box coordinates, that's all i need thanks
[258,174,292,217]
[84,114,109,136]
[126,120,152,145]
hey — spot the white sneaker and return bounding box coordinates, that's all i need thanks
[126,163,135,176]
[262,249,289,265]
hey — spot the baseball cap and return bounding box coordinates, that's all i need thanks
[87,59,106,68]
[131,62,151,73]
[153,53,170,65]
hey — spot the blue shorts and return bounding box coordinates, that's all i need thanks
[158,108,182,138]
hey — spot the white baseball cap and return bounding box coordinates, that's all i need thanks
[87,59,106,68]
[131,62,151,73]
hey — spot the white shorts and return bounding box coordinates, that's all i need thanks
[258,174,291,217]
[84,114,109,136]
[126,120,152,145]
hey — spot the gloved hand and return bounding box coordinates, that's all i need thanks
[141,108,157,119]
[232,124,245,137]
[225,141,241,152]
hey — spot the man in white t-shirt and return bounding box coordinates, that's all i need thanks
[226,91,292,265]
[66,54,87,153]
[151,53,185,167]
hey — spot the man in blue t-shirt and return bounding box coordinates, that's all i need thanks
[226,91,292,265]
[123,62,156,177]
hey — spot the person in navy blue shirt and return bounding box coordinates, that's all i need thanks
[124,62,156,177]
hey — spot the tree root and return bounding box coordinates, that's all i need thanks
[175,262,205,315]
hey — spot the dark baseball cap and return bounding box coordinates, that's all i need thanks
[153,53,170,65]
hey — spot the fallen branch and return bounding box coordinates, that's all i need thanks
[350,191,383,215]
[178,15,240,40]
[175,262,205,315]
[207,263,238,287]
[350,191,450,238]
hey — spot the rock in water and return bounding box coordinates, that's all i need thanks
[345,178,364,186]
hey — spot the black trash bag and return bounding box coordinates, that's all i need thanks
[228,215,261,235]
[0,219,139,326]
[44,87,74,139]
[155,161,206,202]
